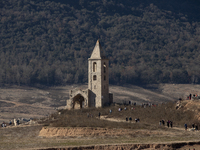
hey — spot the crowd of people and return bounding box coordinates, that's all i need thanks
[184,123,198,131]
[186,93,199,100]
[1,119,23,128]
[141,103,157,108]
[106,104,200,132]
[1,122,7,127]
[159,119,173,128]
[1,120,14,127]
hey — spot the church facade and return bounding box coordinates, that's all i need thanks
[66,40,113,109]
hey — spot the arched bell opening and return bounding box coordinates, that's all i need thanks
[72,94,85,109]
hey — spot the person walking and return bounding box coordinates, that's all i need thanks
[126,117,128,121]
[162,120,165,126]
[195,124,198,131]
[98,112,101,119]
[170,121,173,128]
[167,120,169,128]
[159,121,161,126]
[129,116,132,122]
[192,123,195,129]
[184,123,187,130]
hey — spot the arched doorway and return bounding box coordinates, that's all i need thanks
[72,94,85,109]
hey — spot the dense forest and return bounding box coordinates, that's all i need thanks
[1,0,200,86]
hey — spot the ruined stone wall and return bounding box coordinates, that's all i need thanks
[66,89,89,109]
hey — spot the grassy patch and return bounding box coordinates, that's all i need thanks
[39,102,199,129]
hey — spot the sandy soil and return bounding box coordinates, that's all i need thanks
[1,123,200,150]
[38,125,200,150]
[39,126,176,137]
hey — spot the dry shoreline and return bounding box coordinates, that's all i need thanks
[37,141,200,150]
[1,84,200,149]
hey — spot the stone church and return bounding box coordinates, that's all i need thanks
[66,40,113,109]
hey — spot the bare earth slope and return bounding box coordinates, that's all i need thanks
[1,89,200,149]
[1,84,200,122]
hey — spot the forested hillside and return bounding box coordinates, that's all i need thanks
[1,0,200,86]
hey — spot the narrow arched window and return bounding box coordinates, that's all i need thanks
[103,63,106,73]
[93,75,97,81]
[93,62,97,72]
[104,75,106,81]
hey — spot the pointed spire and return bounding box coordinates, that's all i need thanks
[90,39,107,59]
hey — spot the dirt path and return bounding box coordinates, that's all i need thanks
[100,115,128,123]
[0,99,53,109]
[100,115,191,132]
[0,99,56,123]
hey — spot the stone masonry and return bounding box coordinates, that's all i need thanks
[66,40,113,109]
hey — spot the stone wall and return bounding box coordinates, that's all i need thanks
[66,89,89,109]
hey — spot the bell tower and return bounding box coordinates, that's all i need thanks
[88,40,110,107]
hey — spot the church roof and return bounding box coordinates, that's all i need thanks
[89,39,107,59]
